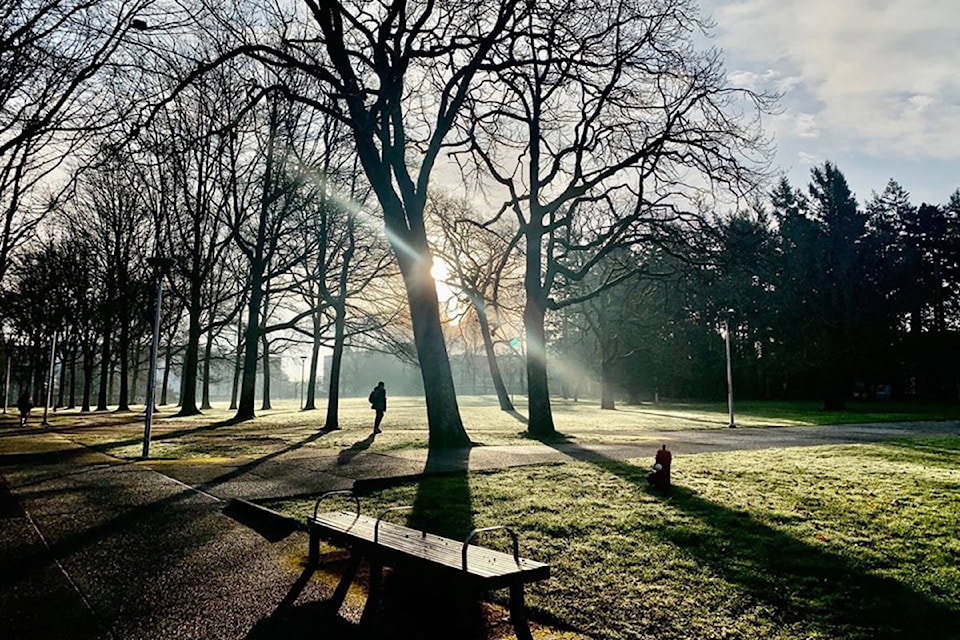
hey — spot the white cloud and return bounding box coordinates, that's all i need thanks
[708,0,960,159]
[797,151,818,165]
[794,113,819,138]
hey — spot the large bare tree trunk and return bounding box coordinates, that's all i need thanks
[304,320,321,411]
[67,350,77,409]
[395,249,469,448]
[524,218,555,437]
[260,333,271,411]
[600,356,616,410]
[177,280,203,415]
[81,348,94,413]
[229,319,242,410]
[323,302,346,429]
[160,342,172,405]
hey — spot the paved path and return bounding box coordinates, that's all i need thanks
[1,419,957,639]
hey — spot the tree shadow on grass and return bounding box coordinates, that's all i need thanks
[370,446,485,639]
[539,436,960,639]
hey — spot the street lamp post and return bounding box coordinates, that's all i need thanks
[722,310,736,429]
[143,256,176,458]
[42,333,58,427]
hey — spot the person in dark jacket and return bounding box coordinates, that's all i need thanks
[16,390,32,427]
[369,381,386,434]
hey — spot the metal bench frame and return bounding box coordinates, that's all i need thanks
[306,489,549,639]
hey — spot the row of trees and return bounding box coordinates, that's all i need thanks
[551,166,960,409]
[16,0,910,450]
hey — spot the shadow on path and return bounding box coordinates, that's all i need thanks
[336,434,375,466]
[537,435,960,639]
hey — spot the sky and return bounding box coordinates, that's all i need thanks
[702,0,960,206]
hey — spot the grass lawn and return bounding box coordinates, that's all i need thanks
[272,437,960,640]
[13,396,960,460]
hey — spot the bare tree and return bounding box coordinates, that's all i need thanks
[0,0,156,285]
[429,192,524,411]
[458,0,771,435]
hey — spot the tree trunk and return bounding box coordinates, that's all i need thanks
[67,349,77,409]
[470,295,513,412]
[160,342,172,405]
[116,289,131,411]
[323,302,346,429]
[56,347,68,408]
[81,347,94,413]
[177,279,203,416]
[201,328,213,410]
[304,312,322,411]
[524,295,555,436]
[129,341,142,407]
[96,323,112,410]
[235,265,264,421]
[600,356,616,410]
[395,251,469,448]
[229,319,242,410]
[260,333,271,410]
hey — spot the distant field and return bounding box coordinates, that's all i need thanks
[273,437,960,639]
[5,396,959,460]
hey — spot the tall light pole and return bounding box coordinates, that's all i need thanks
[299,356,306,410]
[42,333,58,427]
[722,309,736,429]
[143,256,176,458]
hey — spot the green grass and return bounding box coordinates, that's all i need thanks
[272,437,960,640]
[9,396,959,461]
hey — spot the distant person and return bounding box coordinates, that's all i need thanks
[368,381,386,434]
[647,444,672,494]
[16,390,32,427]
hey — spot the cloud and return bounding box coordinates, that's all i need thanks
[708,0,960,159]
[794,113,819,138]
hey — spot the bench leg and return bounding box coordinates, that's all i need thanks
[360,558,383,626]
[509,584,534,640]
[307,527,319,568]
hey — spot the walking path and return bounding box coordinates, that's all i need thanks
[1,419,957,638]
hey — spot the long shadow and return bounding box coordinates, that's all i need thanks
[537,435,960,639]
[336,434,375,466]
[3,426,335,593]
[505,409,528,425]
[368,446,483,639]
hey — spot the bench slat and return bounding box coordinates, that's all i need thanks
[309,511,549,583]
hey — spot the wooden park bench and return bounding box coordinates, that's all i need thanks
[306,489,550,639]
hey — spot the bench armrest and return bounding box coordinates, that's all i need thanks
[375,506,423,543]
[462,526,519,571]
[312,489,360,520]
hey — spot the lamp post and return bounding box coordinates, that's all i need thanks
[42,333,57,427]
[722,309,736,428]
[299,356,306,410]
[143,256,176,458]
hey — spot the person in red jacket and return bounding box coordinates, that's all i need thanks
[647,444,672,493]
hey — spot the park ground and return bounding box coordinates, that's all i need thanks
[1,397,959,639]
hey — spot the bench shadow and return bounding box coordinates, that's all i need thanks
[539,435,960,638]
